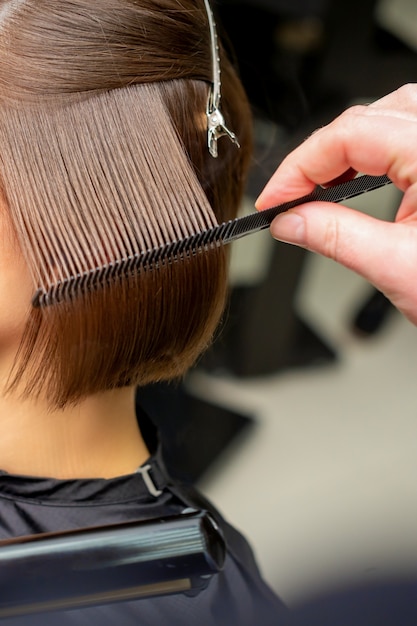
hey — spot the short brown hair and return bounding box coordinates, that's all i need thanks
[0,0,253,407]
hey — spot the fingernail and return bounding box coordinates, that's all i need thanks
[271,213,306,245]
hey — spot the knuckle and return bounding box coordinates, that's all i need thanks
[396,82,417,101]
[341,103,367,116]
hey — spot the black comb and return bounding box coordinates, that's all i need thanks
[32,174,392,307]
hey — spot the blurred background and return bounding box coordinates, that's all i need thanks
[141,0,417,608]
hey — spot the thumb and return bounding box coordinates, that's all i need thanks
[269,202,417,324]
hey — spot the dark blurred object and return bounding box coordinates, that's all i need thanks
[0,511,225,619]
[373,24,414,53]
[218,0,327,14]
[216,0,417,133]
[352,288,395,336]
[137,382,254,484]
[201,243,336,377]
[216,1,330,130]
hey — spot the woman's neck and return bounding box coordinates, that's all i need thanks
[0,386,150,479]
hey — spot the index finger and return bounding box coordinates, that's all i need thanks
[255,105,417,210]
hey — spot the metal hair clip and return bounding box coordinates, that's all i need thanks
[203,0,240,158]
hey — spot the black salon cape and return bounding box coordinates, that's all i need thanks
[0,407,287,625]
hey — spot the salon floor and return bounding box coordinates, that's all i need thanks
[190,178,417,608]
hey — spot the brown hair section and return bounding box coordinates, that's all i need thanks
[0,0,253,408]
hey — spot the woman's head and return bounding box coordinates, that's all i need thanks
[0,0,253,408]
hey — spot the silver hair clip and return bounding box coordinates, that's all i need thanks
[203,0,240,158]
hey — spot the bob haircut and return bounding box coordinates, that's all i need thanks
[0,0,253,408]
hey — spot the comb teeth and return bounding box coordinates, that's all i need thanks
[31,232,222,308]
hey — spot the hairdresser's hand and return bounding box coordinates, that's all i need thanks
[256,83,417,326]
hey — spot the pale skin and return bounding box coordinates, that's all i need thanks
[256,83,417,327]
[0,207,150,479]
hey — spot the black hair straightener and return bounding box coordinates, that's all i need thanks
[0,510,225,619]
